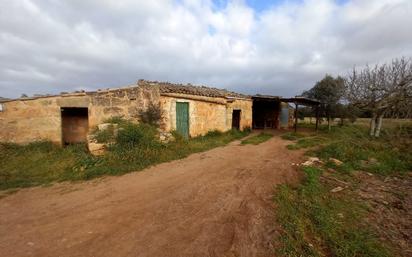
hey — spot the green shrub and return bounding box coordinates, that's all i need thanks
[115,123,158,147]
[104,116,129,126]
[94,128,115,143]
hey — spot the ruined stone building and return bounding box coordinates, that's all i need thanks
[0,80,253,145]
[0,79,313,146]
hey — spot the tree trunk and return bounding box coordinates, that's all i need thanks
[370,113,377,137]
[374,114,384,137]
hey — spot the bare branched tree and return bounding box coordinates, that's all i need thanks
[345,57,412,137]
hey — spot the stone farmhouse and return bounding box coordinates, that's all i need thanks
[0,79,307,145]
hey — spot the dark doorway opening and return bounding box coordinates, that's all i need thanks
[252,97,280,129]
[61,107,89,145]
[232,110,241,130]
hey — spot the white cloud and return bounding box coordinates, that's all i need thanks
[0,0,411,98]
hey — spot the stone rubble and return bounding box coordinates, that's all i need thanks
[301,157,324,166]
[87,123,119,156]
[328,158,343,166]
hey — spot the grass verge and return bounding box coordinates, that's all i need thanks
[241,132,273,145]
[275,123,412,256]
[282,124,412,176]
[275,166,391,257]
[0,123,249,190]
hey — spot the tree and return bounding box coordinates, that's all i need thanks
[334,103,360,125]
[345,57,412,137]
[303,75,345,131]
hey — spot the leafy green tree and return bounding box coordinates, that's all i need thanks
[303,75,345,130]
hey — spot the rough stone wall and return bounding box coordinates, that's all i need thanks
[88,85,160,127]
[226,99,253,130]
[161,95,252,137]
[0,98,62,144]
[0,85,160,144]
[161,95,227,137]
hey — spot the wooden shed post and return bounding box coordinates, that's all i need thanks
[294,102,298,133]
[315,105,319,131]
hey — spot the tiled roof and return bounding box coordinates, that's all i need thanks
[138,80,250,99]
[0,97,10,103]
[1,80,251,103]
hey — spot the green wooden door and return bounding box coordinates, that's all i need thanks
[176,102,189,138]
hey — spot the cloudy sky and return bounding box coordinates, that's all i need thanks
[1,0,411,98]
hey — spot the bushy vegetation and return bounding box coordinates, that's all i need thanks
[275,166,391,257]
[241,132,273,145]
[93,125,117,143]
[0,120,249,190]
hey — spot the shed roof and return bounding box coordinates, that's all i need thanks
[281,96,321,106]
[251,94,281,100]
[0,97,10,103]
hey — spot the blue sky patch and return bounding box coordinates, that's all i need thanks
[212,0,349,12]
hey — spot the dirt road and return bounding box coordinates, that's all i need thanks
[0,134,303,257]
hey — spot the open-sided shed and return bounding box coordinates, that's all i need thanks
[281,97,321,132]
[251,95,281,129]
[251,95,320,131]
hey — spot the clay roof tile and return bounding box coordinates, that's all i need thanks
[137,79,249,99]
